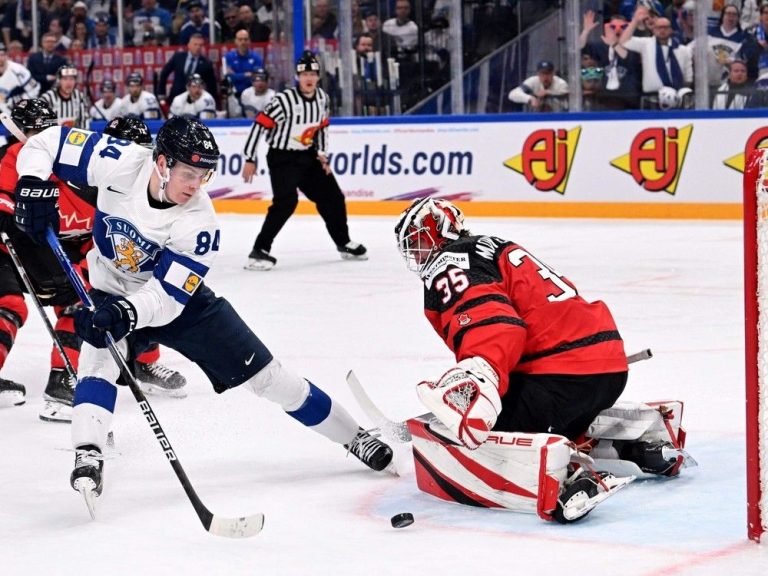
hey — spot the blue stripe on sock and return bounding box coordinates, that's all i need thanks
[74,377,117,412]
[286,382,332,427]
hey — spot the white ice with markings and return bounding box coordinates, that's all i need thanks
[0,214,765,575]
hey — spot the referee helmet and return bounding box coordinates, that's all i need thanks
[295,50,320,74]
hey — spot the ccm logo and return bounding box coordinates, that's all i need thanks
[18,186,59,198]
[485,435,533,446]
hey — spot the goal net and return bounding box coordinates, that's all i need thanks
[744,148,768,543]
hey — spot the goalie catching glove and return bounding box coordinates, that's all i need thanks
[416,356,501,450]
[14,177,60,244]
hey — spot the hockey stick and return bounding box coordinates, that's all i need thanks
[0,111,27,143]
[347,348,655,444]
[45,227,265,538]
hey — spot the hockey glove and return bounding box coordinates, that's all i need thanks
[75,296,138,348]
[14,177,60,244]
[416,356,501,450]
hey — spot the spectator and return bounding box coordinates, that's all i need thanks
[89,13,117,48]
[238,4,271,42]
[48,0,73,36]
[382,0,419,60]
[580,11,642,109]
[90,79,122,121]
[508,60,569,112]
[221,4,241,42]
[581,65,606,111]
[26,32,67,93]
[312,0,338,40]
[133,0,173,46]
[117,72,162,120]
[351,0,365,37]
[68,20,92,49]
[7,40,23,60]
[48,17,72,53]
[239,67,275,118]
[256,0,277,26]
[742,0,762,32]
[424,15,451,86]
[178,1,221,45]
[71,1,95,37]
[353,32,389,115]
[225,28,264,97]
[169,73,216,119]
[754,3,768,78]
[158,33,217,103]
[2,0,45,50]
[713,58,762,108]
[620,8,693,99]
[363,9,382,51]
[87,0,112,22]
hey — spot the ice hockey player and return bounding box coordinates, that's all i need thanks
[117,73,162,121]
[0,103,187,423]
[12,116,393,503]
[393,198,694,521]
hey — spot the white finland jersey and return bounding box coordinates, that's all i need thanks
[0,61,40,111]
[170,90,216,120]
[17,126,220,329]
[239,87,275,117]
[117,91,162,120]
[90,97,124,122]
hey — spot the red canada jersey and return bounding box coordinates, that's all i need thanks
[0,141,95,237]
[422,235,627,395]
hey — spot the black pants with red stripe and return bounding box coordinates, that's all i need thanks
[494,371,628,440]
[253,148,351,253]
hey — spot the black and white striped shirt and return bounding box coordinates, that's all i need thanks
[243,86,331,161]
[40,87,91,130]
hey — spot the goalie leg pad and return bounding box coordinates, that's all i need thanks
[407,415,571,519]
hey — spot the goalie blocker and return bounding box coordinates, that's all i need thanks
[407,400,695,523]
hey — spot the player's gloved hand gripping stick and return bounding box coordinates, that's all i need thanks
[45,226,265,538]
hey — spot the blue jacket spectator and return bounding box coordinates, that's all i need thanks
[225,29,264,96]
[179,1,221,45]
[132,0,172,46]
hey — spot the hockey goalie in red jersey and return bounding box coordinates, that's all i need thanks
[395,197,628,447]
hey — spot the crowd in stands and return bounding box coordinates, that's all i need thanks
[512,0,768,112]
[1,0,763,121]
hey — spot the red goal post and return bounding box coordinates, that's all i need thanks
[744,148,768,543]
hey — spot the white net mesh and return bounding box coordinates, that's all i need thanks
[755,152,768,536]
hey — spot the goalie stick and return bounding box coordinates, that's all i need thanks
[347,348,654,444]
[45,227,265,538]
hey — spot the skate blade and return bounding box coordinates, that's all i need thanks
[138,382,188,399]
[0,391,25,407]
[244,260,275,271]
[39,400,72,423]
[339,253,368,261]
[74,480,99,520]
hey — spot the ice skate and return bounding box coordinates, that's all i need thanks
[39,369,75,423]
[344,427,394,473]
[553,469,635,524]
[337,241,368,261]
[0,377,25,407]
[244,248,276,271]
[70,444,104,520]
[134,361,188,398]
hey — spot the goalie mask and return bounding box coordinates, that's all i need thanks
[394,198,466,277]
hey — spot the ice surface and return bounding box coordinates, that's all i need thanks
[0,214,765,575]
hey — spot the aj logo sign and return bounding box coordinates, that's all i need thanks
[503,127,581,194]
[610,125,693,194]
[723,127,768,173]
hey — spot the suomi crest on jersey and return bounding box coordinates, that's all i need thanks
[100,216,162,273]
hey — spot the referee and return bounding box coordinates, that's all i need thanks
[241,50,367,271]
[40,64,90,130]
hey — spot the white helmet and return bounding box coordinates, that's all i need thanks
[658,86,679,110]
[394,198,466,277]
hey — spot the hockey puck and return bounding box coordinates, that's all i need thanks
[390,512,414,529]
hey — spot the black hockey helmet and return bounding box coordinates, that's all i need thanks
[11,98,58,132]
[295,50,320,74]
[57,64,78,79]
[186,73,205,87]
[154,116,219,171]
[252,67,269,81]
[126,72,143,85]
[100,79,116,93]
[104,116,153,148]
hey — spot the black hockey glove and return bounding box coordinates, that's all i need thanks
[75,296,138,348]
[14,177,60,244]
